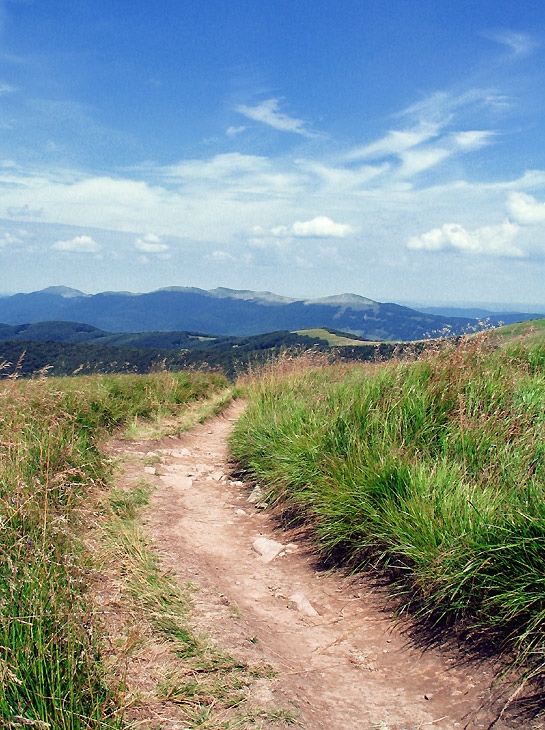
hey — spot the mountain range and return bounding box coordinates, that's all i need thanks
[0,286,542,341]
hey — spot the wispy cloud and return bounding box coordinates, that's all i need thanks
[346,124,440,161]
[399,89,512,124]
[483,29,538,58]
[226,125,246,137]
[398,147,450,178]
[0,82,15,95]
[236,98,320,137]
[452,130,496,150]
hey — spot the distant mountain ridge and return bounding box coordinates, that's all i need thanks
[415,305,545,326]
[0,285,538,341]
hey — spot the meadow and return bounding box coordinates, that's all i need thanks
[4,327,545,726]
[0,368,227,728]
[230,337,545,685]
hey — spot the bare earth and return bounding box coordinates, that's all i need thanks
[110,400,539,730]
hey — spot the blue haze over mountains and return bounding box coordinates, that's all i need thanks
[0,287,542,342]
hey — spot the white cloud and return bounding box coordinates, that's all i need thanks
[506,192,545,224]
[226,125,246,137]
[0,230,26,247]
[347,124,440,161]
[292,216,352,238]
[206,250,236,262]
[163,152,269,181]
[0,82,15,95]
[255,216,352,239]
[453,130,496,150]
[52,235,101,253]
[236,98,319,137]
[346,92,500,178]
[407,220,522,257]
[298,160,389,190]
[399,89,512,124]
[484,30,538,58]
[134,233,169,253]
[399,147,450,177]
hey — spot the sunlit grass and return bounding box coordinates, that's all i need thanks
[0,369,227,727]
[230,339,545,681]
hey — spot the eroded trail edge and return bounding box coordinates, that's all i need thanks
[110,400,524,730]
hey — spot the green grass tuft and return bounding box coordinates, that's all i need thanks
[0,369,227,727]
[230,339,545,682]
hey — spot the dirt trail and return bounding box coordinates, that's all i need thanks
[116,401,531,730]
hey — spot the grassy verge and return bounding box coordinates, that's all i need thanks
[0,369,227,728]
[230,342,545,683]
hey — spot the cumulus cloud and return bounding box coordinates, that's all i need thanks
[134,233,169,253]
[291,216,352,238]
[206,250,236,262]
[506,192,545,224]
[236,98,319,137]
[52,235,101,253]
[254,216,352,239]
[0,230,27,248]
[407,220,522,257]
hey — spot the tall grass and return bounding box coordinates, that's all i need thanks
[0,369,227,728]
[230,342,545,680]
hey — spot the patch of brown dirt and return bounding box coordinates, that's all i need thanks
[107,400,542,730]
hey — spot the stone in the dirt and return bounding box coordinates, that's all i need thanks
[235,509,247,516]
[143,466,156,475]
[160,475,193,489]
[177,476,193,489]
[287,590,319,617]
[167,448,191,458]
[146,451,159,458]
[252,537,285,563]
[211,470,224,481]
[248,486,264,503]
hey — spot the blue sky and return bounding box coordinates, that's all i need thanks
[1,0,545,306]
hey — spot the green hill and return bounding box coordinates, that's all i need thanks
[296,327,376,346]
[485,318,545,346]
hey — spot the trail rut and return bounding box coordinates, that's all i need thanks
[111,400,536,730]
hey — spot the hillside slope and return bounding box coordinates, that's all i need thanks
[0,286,476,340]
